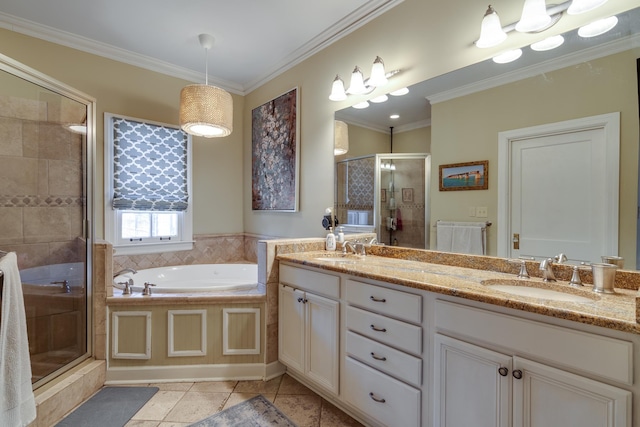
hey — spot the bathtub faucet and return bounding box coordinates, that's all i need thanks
[114,268,138,277]
[51,280,70,293]
[114,268,137,295]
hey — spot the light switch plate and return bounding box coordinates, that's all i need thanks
[468,207,476,217]
[476,207,488,218]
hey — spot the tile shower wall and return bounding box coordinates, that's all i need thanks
[0,93,86,268]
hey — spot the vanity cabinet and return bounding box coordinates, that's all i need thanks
[343,279,423,427]
[434,301,633,427]
[279,265,340,394]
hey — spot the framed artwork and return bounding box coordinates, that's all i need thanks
[402,188,413,203]
[439,160,488,191]
[251,87,299,211]
[381,189,387,203]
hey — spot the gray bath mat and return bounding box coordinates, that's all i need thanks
[188,394,298,427]
[55,386,158,427]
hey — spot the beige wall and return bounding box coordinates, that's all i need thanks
[0,30,245,238]
[394,126,431,154]
[430,49,640,262]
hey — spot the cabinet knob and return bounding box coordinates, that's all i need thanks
[370,324,387,333]
[297,297,304,303]
[512,369,523,380]
[369,296,387,303]
[369,392,386,403]
[370,352,387,361]
[498,367,509,377]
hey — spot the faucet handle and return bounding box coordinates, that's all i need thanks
[569,265,583,287]
[142,282,156,296]
[508,259,530,278]
[117,281,133,295]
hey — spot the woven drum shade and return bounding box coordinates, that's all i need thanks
[179,84,233,137]
[334,120,349,155]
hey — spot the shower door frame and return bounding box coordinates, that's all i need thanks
[0,53,96,389]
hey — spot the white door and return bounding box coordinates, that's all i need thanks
[305,292,339,394]
[512,357,631,427]
[434,334,512,427]
[498,113,619,263]
[278,285,305,372]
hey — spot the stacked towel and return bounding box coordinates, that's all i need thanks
[0,252,36,427]
[436,221,486,255]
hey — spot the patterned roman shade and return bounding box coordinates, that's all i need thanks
[112,117,189,211]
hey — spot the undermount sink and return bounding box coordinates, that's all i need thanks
[481,279,598,303]
[313,256,358,264]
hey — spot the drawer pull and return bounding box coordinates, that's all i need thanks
[297,297,308,303]
[512,369,523,380]
[369,295,387,303]
[370,324,387,333]
[498,367,509,377]
[369,392,386,403]
[370,352,387,361]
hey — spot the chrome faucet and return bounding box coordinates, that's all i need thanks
[114,268,137,295]
[539,258,557,282]
[51,280,70,293]
[114,268,137,277]
[340,241,366,256]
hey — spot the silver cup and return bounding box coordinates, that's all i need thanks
[591,263,618,294]
[601,255,624,269]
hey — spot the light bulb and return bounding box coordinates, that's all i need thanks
[368,56,388,87]
[329,75,347,101]
[476,5,508,48]
[515,0,551,33]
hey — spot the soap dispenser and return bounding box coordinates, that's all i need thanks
[337,226,345,244]
[326,227,337,251]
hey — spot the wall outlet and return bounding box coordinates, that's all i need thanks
[476,206,488,218]
[468,207,476,217]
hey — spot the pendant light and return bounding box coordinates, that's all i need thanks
[179,34,233,138]
[334,120,349,156]
[476,5,508,48]
[515,0,551,33]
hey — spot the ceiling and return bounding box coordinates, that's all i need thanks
[0,0,402,94]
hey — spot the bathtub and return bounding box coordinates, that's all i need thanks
[20,262,85,294]
[114,264,258,293]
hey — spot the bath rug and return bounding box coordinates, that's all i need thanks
[55,386,158,427]
[188,394,298,427]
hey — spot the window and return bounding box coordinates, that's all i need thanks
[105,113,193,254]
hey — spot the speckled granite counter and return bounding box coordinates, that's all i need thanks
[277,250,640,335]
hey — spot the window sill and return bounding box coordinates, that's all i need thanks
[113,241,195,256]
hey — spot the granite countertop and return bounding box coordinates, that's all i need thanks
[277,251,640,335]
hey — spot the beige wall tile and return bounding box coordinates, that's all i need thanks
[49,159,82,196]
[0,156,39,194]
[0,116,23,155]
[0,207,23,244]
[23,207,69,243]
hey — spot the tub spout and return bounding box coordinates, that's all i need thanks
[114,268,137,278]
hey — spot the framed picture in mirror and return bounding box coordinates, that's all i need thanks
[251,87,299,211]
[439,160,488,191]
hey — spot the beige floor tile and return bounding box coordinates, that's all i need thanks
[233,375,283,394]
[157,423,191,427]
[274,394,322,427]
[190,380,237,393]
[221,392,276,410]
[320,400,365,427]
[163,391,229,423]
[130,391,187,421]
[278,374,317,395]
[148,382,194,392]
[124,420,161,427]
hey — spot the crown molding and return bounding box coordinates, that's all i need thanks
[427,32,640,104]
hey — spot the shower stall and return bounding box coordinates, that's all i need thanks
[0,54,94,388]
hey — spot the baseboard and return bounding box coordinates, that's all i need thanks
[264,360,286,380]
[105,363,272,384]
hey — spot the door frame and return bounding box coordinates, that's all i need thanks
[497,112,620,258]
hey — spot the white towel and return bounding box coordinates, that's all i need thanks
[437,222,486,255]
[0,252,36,427]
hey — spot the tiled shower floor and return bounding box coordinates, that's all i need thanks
[63,374,364,427]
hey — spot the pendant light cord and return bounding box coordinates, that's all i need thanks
[204,47,209,86]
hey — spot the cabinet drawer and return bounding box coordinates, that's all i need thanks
[347,306,422,355]
[346,331,422,387]
[343,356,420,427]
[346,279,421,323]
[279,264,340,299]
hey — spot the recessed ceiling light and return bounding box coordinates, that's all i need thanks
[353,101,370,109]
[370,95,389,103]
[578,16,618,38]
[390,114,400,119]
[390,87,409,96]
[493,48,523,64]
[531,35,565,51]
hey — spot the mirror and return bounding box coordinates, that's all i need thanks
[335,7,640,266]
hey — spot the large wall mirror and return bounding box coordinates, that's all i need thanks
[334,6,640,268]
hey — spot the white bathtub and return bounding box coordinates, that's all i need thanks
[114,264,258,293]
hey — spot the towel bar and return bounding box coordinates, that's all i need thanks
[433,220,492,227]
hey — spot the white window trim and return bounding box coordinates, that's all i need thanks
[104,112,194,255]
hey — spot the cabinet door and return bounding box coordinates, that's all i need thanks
[305,292,339,394]
[434,334,512,427]
[513,357,631,427]
[279,285,305,372]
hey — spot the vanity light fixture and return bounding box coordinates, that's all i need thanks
[530,34,565,51]
[515,0,551,33]
[493,48,523,64]
[476,5,508,48]
[179,34,233,138]
[334,120,349,156]
[578,16,618,37]
[329,57,398,101]
[567,0,608,15]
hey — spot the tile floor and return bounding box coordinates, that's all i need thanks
[65,374,364,427]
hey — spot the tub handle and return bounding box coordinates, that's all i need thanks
[142,282,156,296]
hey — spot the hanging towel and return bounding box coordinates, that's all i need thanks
[396,208,403,231]
[0,252,36,427]
[436,221,486,255]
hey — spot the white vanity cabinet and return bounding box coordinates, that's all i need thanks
[343,279,423,427]
[279,264,340,394]
[434,301,633,427]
